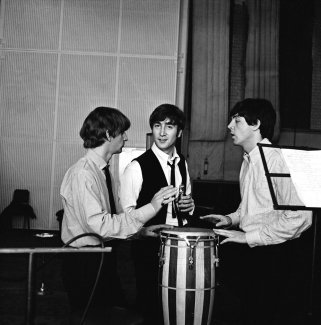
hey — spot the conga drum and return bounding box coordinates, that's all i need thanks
[158,228,219,325]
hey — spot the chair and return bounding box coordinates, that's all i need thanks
[0,189,36,230]
[56,209,64,236]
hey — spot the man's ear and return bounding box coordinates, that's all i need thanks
[177,129,182,138]
[252,120,261,131]
[105,130,111,141]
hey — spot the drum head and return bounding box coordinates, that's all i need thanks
[160,227,214,238]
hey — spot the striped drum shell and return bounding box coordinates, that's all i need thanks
[158,228,218,325]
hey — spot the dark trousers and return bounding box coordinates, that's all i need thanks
[62,243,126,314]
[132,238,161,325]
[218,235,311,325]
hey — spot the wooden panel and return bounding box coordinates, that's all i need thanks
[190,0,230,141]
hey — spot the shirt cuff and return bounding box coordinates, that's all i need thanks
[245,230,262,247]
[135,203,156,224]
[227,212,239,226]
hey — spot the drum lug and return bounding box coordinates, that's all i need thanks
[159,236,166,268]
[159,257,165,267]
[188,246,195,269]
[215,239,220,267]
[188,255,194,269]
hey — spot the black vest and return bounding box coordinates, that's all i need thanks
[134,149,187,226]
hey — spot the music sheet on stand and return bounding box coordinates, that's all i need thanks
[281,149,321,208]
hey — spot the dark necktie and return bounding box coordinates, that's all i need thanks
[103,165,116,215]
[168,160,183,227]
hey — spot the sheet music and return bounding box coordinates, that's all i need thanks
[281,149,321,208]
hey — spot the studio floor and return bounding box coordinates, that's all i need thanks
[0,229,319,325]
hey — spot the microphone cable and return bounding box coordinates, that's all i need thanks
[62,233,105,325]
[0,232,106,325]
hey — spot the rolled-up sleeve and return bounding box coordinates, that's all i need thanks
[246,210,312,247]
[61,168,155,247]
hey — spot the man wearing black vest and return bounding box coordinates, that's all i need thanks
[120,103,195,324]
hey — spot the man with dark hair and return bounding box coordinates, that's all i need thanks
[120,103,195,324]
[228,97,276,140]
[79,106,132,149]
[60,106,178,320]
[202,98,312,325]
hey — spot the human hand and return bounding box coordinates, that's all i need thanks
[213,229,246,244]
[200,214,232,228]
[177,194,195,213]
[139,224,174,238]
[151,185,178,212]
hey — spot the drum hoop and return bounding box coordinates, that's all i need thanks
[159,284,216,291]
[160,228,215,236]
[160,234,215,241]
[162,243,215,249]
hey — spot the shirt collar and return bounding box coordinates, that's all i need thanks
[243,138,271,164]
[151,143,180,165]
[86,149,108,170]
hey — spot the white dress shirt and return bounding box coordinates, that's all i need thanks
[119,143,192,226]
[60,149,156,247]
[228,139,312,247]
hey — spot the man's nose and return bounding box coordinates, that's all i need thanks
[160,126,166,136]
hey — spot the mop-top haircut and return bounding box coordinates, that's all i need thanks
[149,104,186,131]
[80,106,130,149]
[230,98,276,140]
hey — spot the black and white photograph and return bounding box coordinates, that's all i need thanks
[0,0,320,324]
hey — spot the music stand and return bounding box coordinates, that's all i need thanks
[258,143,321,323]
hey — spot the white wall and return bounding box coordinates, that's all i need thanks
[0,0,187,230]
